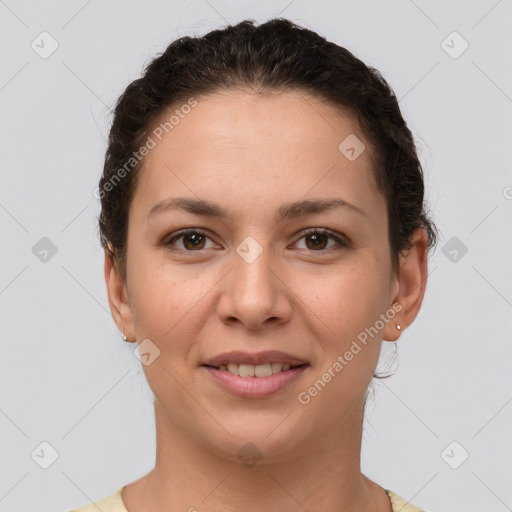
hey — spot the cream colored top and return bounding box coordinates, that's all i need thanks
[68,486,427,511]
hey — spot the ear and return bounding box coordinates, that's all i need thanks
[383,228,429,342]
[104,245,135,342]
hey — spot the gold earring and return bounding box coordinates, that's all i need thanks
[121,328,128,342]
[396,324,401,331]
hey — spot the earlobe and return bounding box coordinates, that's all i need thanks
[104,247,135,341]
[383,228,429,342]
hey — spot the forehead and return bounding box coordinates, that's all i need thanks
[147,88,369,160]
[131,88,383,222]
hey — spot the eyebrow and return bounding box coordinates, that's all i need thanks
[148,197,367,223]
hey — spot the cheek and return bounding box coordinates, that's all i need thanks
[292,266,386,418]
[127,252,197,335]
[137,286,196,337]
[128,266,207,395]
[294,259,386,338]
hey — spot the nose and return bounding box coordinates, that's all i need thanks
[216,240,293,330]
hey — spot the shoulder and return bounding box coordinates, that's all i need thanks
[386,489,428,512]
[67,486,127,512]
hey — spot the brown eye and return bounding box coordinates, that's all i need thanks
[305,232,329,250]
[182,232,206,250]
[294,229,348,252]
[164,229,214,252]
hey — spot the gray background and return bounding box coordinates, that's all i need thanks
[1,1,511,511]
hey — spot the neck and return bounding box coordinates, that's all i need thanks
[124,398,392,512]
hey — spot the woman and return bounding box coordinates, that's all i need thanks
[71,18,437,512]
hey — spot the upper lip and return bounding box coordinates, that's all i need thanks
[202,350,308,367]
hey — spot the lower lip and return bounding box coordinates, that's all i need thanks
[202,365,309,399]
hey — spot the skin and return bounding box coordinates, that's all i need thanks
[105,88,429,512]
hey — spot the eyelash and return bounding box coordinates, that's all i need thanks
[163,228,349,254]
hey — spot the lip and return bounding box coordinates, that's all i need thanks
[202,350,308,367]
[202,364,309,399]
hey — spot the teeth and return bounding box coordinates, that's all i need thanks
[271,362,283,373]
[218,362,298,377]
[255,364,272,377]
[239,364,255,377]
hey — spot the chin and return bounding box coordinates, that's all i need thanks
[199,419,309,466]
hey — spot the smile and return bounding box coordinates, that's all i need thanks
[206,362,306,377]
[202,363,309,399]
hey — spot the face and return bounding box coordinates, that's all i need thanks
[107,89,410,462]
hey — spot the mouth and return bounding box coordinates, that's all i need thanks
[202,349,308,369]
[202,362,309,377]
[200,350,310,398]
[201,357,310,398]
